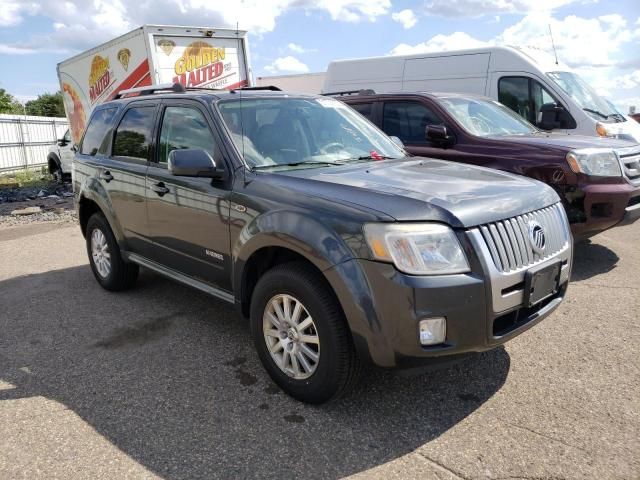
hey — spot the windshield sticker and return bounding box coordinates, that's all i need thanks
[316,98,348,109]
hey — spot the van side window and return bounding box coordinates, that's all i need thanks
[350,103,373,120]
[158,107,217,164]
[383,101,442,144]
[80,108,117,156]
[498,77,573,128]
[112,106,156,160]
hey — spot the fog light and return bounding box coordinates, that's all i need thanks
[419,317,446,346]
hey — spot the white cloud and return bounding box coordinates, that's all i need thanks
[288,43,316,54]
[391,9,417,29]
[0,0,391,55]
[264,56,310,74]
[390,32,491,55]
[422,0,582,18]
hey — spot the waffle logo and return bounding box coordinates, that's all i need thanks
[89,55,112,103]
[173,41,226,87]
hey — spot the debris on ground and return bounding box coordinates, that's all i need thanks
[10,206,42,216]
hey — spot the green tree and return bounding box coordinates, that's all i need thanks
[25,91,65,117]
[0,88,25,114]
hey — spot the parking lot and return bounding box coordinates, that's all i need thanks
[0,219,638,480]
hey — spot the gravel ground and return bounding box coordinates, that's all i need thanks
[0,219,638,480]
[0,180,75,227]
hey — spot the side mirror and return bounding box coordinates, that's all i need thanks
[389,136,404,149]
[168,149,220,178]
[538,102,562,130]
[426,125,454,147]
[537,102,576,130]
[58,138,68,147]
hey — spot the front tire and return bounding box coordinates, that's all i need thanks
[250,262,361,403]
[85,212,138,291]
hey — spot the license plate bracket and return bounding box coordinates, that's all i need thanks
[524,261,561,307]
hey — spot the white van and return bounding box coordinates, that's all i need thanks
[323,46,640,143]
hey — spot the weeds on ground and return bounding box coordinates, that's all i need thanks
[0,168,52,190]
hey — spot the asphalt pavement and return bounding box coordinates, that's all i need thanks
[0,220,638,479]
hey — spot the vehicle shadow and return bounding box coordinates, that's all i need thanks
[0,266,510,480]
[571,239,619,282]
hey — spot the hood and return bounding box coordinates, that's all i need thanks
[487,132,636,151]
[276,157,559,228]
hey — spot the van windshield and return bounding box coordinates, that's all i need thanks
[217,96,403,170]
[439,96,538,137]
[547,71,625,123]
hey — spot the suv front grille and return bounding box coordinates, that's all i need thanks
[478,203,569,273]
[617,147,640,184]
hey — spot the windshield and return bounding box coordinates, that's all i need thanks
[547,71,623,123]
[217,96,404,170]
[439,96,538,137]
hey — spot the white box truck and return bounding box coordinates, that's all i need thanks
[256,72,326,94]
[57,24,252,145]
[323,46,640,143]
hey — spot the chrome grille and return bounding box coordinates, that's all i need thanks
[617,147,640,184]
[478,203,569,273]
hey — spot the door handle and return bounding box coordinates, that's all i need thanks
[150,182,170,196]
[99,170,114,182]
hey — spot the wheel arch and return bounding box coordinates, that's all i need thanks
[47,152,61,174]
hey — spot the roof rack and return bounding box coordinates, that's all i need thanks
[114,82,186,99]
[322,89,376,97]
[232,85,282,92]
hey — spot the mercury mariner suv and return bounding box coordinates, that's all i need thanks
[73,84,572,403]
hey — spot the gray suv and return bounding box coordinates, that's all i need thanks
[73,84,572,403]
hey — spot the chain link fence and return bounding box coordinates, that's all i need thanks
[0,114,69,173]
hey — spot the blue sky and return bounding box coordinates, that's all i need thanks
[0,0,639,111]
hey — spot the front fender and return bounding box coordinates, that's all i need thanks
[231,210,391,364]
[77,176,126,246]
[232,209,355,278]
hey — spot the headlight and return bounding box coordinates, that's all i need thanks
[566,148,621,177]
[363,223,469,275]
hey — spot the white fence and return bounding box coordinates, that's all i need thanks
[0,114,69,173]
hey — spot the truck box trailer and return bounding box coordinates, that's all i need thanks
[57,24,252,144]
[256,72,326,94]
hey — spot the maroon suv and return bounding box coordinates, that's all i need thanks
[337,91,640,238]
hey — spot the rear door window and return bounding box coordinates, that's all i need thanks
[112,106,156,160]
[80,108,117,156]
[382,101,442,144]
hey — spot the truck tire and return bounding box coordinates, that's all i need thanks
[250,261,361,403]
[85,212,138,291]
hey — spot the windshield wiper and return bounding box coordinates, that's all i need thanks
[252,160,346,170]
[583,108,609,120]
[610,112,626,122]
[352,155,397,161]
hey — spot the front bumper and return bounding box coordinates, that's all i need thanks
[327,222,572,369]
[569,182,640,237]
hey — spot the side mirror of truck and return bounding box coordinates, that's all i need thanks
[426,125,454,147]
[537,103,575,130]
[57,138,68,147]
[168,149,221,178]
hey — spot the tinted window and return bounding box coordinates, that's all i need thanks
[158,107,216,164]
[112,106,156,160]
[383,101,442,144]
[498,77,531,122]
[80,108,117,156]
[350,103,373,120]
[499,77,565,126]
[63,129,71,143]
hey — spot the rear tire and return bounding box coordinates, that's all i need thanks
[86,212,138,291]
[250,261,361,404]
